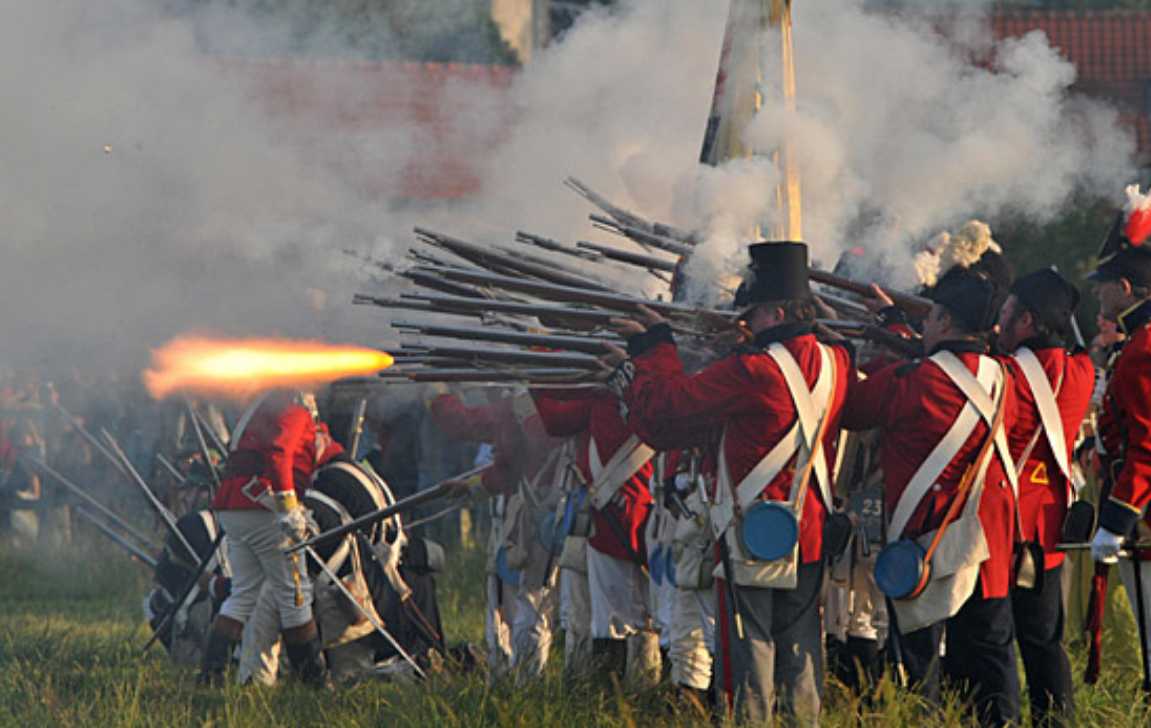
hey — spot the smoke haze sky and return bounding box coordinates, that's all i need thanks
[0,0,1136,373]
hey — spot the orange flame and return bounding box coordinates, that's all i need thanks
[143,336,393,399]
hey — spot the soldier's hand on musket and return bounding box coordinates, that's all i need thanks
[864,284,895,314]
[598,343,628,370]
[608,303,667,336]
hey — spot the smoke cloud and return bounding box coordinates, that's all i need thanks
[0,0,1136,375]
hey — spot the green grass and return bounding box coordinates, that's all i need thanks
[2,541,1151,727]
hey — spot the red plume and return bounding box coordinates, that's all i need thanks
[1123,185,1151,247]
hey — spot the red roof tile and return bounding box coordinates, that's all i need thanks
[991,10,1151,157]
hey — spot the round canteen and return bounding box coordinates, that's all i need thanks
[874,539,929,600]
[740,501,798,561]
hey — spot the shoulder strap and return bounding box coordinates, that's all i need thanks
[710,343,835,538]
[588,435,655,510]
[887,353,998,541]
[933,352,1018,493]
[767,343,835,506]
[1013,348,1071,482]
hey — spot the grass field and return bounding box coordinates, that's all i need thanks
[2,539,1151,727]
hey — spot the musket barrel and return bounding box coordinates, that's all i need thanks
[287,464,494,552]
[577,241,678,272]
[809,269,932,318]
[414,227,612,292]
[589,215,693,257]
[393,320,619,354]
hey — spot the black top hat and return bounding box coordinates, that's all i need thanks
[732,241,811,309]
[1089,187,1151,287]
[1010,269,1080,335]
[930,266,1003,333]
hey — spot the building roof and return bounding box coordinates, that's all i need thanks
[226,58,516,200]
[990,9,1151,156]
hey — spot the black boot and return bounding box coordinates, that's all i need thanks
[285,638,331,689]
[591,638,628,686]
[197,629,237,687]
[845,636,881,693]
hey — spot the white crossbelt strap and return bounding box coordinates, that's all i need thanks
[933,352,1018,495]
[886,353,999,542]
[1013,347,1072,484]
[709,343,834,539]
[588,434,655,510]
[769,344,835,507]
[303,489,354,580]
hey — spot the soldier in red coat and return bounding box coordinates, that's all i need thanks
[1087,195,1151,685]
[428,389,565,682]
[200,389,341,687]
[843,268,1022,726]
[530,387,655,682]
[614,242,852,725]
[997,269,1094,727]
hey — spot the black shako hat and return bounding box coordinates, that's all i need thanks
[1010,269,1080,334]
[733,241,811,309]
[929,266,1003,333]
[1089,187,1151,288]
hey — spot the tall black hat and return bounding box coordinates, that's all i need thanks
[1088,186,1151,288]
[1010,269,1080,335]
[732,241,811,309]
[929,266,1003,333]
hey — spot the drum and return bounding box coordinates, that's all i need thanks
[739,501,798,562]
[874,539,928,600]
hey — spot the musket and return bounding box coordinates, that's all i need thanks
[357,292,617,330]
[407,267,736,330]
[53,403,130,479]
[287,464,493,553]
[74,505,158,568]
[23,455,161,553]
[590,215,694,257]
[576,241,678,273]
[393,320,621,355]
[515,231,603,262]
[141,531,226,652]
[398,342,604,370]
[185,400,222,495]
[414,227,612,292]
[347,397,369,457]
[818,319,922,359]
[809,269,933,319]
[155,453,188,486]
[491,244,606,283]
[379,367,596,384]
[302,544,427,678]
[564,177,697,244]
[814,291,871,319]
[100,427,198,564]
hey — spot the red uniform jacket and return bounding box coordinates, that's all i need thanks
[843,341,1020,599]
[624,323,853,565]
[1004,343,1094,569]
[428,394,559,495]
[213,400,340,511]
[531,388,653,562]
[1098,301,1151,536]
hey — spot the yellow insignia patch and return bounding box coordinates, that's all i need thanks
[1030,462,1049,485]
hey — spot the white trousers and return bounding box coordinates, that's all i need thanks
[669,587,716,691]
[561,563,593,675]
[511,581,558,682]
[587,547,649,640]
[218,510,313,630]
